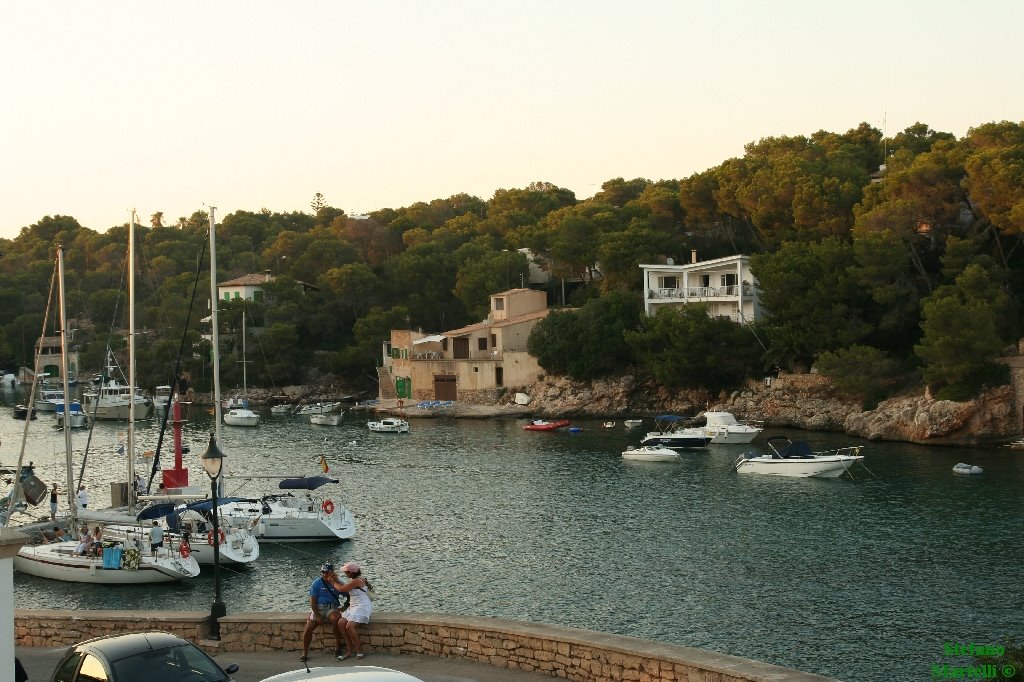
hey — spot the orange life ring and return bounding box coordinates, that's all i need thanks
[179,542,191,559]
[322,499,335,514]
[397,399,404,408]
[206,529,226,545]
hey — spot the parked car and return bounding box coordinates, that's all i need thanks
[259,666,424,681]
[50,631,238,682]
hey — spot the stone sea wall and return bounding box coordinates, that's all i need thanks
[15,609,835,682]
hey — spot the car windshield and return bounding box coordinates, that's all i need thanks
[111,644,228,682]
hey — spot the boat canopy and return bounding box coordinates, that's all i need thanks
[654,415,686,422]
[278,476,339,490]
[186,497,250,513]
[767,436,815,459]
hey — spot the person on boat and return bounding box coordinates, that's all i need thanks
[150,520,164,557]
[49,482,59,521]
[90,526,104,556]
[40,526,68,543]
[73,526,90,555]
[332,561,373,660]
[300,562,345,662]
[76,485,88,509]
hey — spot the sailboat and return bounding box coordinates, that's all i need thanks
[223,308,259,427]
[14,239,200,583]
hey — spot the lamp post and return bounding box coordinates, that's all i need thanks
[201,433,226,640]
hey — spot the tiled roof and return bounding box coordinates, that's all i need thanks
[219,273,273,287]
[444,308,552,336]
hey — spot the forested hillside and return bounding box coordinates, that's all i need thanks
[3,120,1022,403]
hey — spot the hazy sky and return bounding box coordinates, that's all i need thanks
[2,0,1021,238]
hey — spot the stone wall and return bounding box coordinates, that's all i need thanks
[16,609,835,681]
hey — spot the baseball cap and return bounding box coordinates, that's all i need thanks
[320,562,334,572]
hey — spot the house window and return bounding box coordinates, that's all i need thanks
[254,290,264,302]
[721,273,738,287]
[491,334,496,347]
[478,338,488,351]
[661,276,677,288]
[233,292,240,299]
[223,292,230,301]
[495,298,505,310]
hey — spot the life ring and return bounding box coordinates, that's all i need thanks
[179,542,191,559]
[322,500,335,514]
[397,399,404,408]
[206,529,226,545]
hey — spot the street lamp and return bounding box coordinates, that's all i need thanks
[201,433,226,640]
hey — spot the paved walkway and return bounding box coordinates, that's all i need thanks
[16,645,557,682]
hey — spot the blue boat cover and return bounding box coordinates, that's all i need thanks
[186,497,249,513]
[278,476,338,490]
[654,415,686,421]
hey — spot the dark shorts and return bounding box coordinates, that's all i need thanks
[151,541,164,550]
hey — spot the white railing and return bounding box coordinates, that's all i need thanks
[650,284,755,300]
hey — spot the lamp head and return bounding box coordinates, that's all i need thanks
[201,433,225,480]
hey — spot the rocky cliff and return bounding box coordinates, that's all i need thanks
[502,372,1020,446]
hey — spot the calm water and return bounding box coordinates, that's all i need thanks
[5,394,1023,681]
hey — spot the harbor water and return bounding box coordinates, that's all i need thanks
[4,400,1022,681]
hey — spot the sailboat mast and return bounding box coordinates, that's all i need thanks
[209,206,223,444]
[58,246,76,528]
[127,210,136,510]
[241,308,248,399]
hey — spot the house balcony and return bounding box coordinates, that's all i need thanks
[409,350,504,361]
[648,284,756,301]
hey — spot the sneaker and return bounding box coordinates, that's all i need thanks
[336,654,348,661]
[299,654,308,662]
[355,653,365,659]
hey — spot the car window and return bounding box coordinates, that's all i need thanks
[110,644,227,682]
[77,654,110,682]
[52,652,82,682]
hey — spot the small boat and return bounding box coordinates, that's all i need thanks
[602,421,616,429]
[368,417,409,433]
[523,419,571,431]
[153,385,175,416]
[296,401,342,415]
[54,401,90,428]
[701,411,763,444]
[640,415,712,449]
[223,309,260,427]
[270,402,293,414]
[623,419,643,428]
[622,445,679,462]
[13,404,37,420]
[733,436,864,478]
[310,412,342,426]
[952,463,983,475]
[1004,439,1024,450]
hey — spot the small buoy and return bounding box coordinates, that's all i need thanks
[569,426,582,433]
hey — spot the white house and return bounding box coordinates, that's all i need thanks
[217,272,274,302]
[640,252,760,323]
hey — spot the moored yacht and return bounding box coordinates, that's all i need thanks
[733,436,864,478]
[218,475,356,542]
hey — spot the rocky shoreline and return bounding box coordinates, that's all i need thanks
[205,371,1023,447]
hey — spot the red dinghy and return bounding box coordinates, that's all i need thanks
[523,419,571,431]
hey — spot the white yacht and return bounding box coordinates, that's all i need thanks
[368,417,409,433]
[82,351,153,420]
[701,411,763,444]
[733,436,864,478]
[218,475,356,542]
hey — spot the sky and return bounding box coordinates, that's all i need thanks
[2,0,1022,238]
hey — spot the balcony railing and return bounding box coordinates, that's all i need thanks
[408,350,504,361]
[649,284,756,300]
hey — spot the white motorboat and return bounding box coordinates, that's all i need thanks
[296,401,342,415]
[82,350,154,420]
[640,415,712,449]
[368,417,409,433]
[733,436,864,478]
[952,463,983,475]
[33,383,64,413]
[218,475,356,542]
[701,411,763,444]
[310,412,342,426]
[154,385,174,415]
[624,419,644,428]
[270,403,293,414]
[622,445,679,462]
[224,402,260,427]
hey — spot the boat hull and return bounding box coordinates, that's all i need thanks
[640,431,712,448]
[84,400,154,420]
[368,419,409,432]
[734,455,863,478]
[622,447,679,462]
[224,409,260,427]
[310,414,341,426]
[103,524,260,565]
[523,419,570,431]
[14,541,199,583]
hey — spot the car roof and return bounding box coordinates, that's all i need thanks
[259,665,424,681]
[75,631,190,661]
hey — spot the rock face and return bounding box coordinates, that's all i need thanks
[504,372,1020,446]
